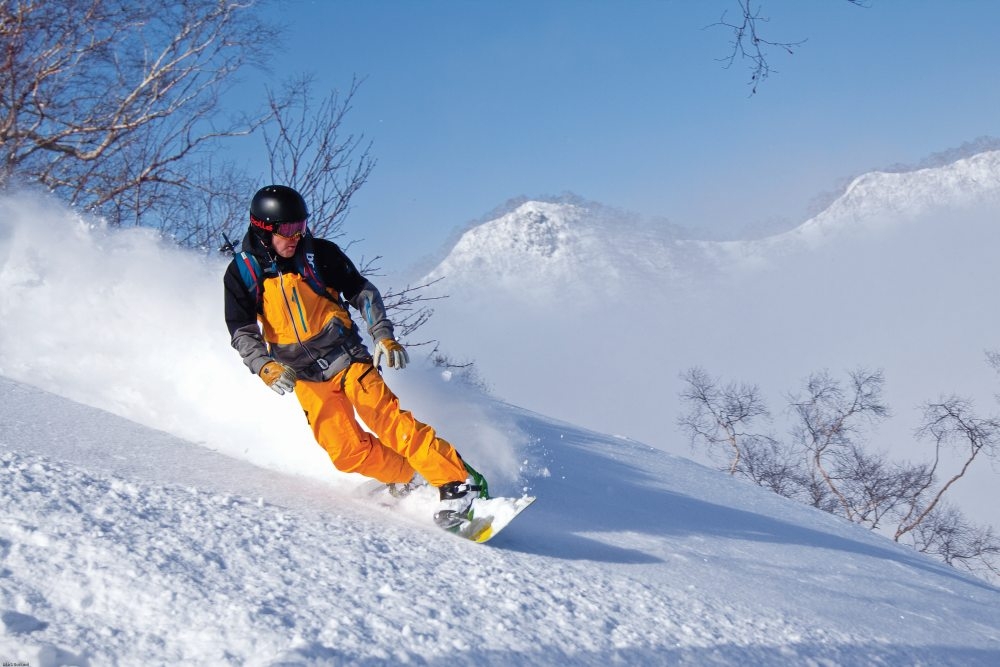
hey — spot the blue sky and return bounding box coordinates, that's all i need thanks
[233,0,1000,270]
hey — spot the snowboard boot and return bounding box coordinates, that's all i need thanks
[433,481,477,529]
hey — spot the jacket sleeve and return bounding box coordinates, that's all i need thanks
[223,260,272,375]
[313,238,396,343]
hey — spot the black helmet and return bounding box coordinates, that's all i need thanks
[249,185,309,232]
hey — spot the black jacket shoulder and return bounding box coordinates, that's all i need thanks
[308,237,368,301]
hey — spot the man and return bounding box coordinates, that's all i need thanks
[223,184,484,528]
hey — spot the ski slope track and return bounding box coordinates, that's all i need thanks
[1,378,999,666]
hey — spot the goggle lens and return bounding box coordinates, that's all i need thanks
[273,220,307,239]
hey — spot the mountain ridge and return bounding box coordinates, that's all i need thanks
[421,149,1000,292]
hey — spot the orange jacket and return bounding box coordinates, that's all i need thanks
[224,231,395,381]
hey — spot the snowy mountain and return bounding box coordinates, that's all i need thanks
[742,148,1000,255]
[422,199,687,297]
[423,150,1000,292]
[415,149,1000,533]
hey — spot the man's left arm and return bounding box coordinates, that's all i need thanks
[352,280,408,369]
[314,238,399,347]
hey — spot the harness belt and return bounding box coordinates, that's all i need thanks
[306,343,373,381]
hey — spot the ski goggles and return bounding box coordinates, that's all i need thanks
[272,220,307,240]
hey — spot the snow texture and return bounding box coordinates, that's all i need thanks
[2,378,999,666]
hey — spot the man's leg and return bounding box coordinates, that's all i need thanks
[294,376,415,484]
[341,362,468,487]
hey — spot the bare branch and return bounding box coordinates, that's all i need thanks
[711,0,805,94]
[263,75,376,241]
[898,397,1000,540]
[905,504,1000,579]
[678,367,777,476]
[0,0,273,227]
[711,0,871,94]
[789,368,888,520]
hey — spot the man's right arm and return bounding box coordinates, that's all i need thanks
[223,261,271,375]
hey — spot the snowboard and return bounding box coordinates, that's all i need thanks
[444,495,536,543]
[356,479,535,543]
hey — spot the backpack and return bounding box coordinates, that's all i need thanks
[231,234,334,310]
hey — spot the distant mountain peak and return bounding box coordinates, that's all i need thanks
[424,148,1000,294]
[423,200,608,290]
[479,200,585,258]
[769,149,1000,250]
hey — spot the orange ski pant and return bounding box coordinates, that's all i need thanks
[293,362,468,487]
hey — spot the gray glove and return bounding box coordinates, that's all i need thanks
[374,338,409,370]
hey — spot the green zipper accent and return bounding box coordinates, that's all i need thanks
[291,286,309,333]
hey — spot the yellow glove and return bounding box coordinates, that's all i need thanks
[259,360,297,395]
[374,338,409,370]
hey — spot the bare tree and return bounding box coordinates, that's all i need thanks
[0,0,273,227]
[736,434,808,499]
[900,397,1000,540]
[713,0,870,93]
[678,367,779,476]
[260,75,375,242]
[680,364,1000,580]
[836,446,931,531]
[907,504,1000,580]
[159,158,254,249]
[789,368,888,520]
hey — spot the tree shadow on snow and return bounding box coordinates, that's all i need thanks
[488,411,999,592]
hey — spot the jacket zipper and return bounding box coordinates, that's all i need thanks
[290,286,309,333]
[278,269,327,370]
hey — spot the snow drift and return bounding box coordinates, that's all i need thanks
[3,377,1000,665]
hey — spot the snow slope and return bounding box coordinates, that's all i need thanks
[0,189,999,665]
[3,376,1000,666]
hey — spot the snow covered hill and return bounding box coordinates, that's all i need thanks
[414,150,1000,533]
[422,199,687,297]
[423,150,1000,292]
[3,377,1000,665]
[713,148,1000,263]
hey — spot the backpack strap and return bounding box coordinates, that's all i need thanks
[235,251,264,307]
[297,253,329,300]
[295,235,341,305]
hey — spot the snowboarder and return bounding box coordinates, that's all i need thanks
[223,184,483,528]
